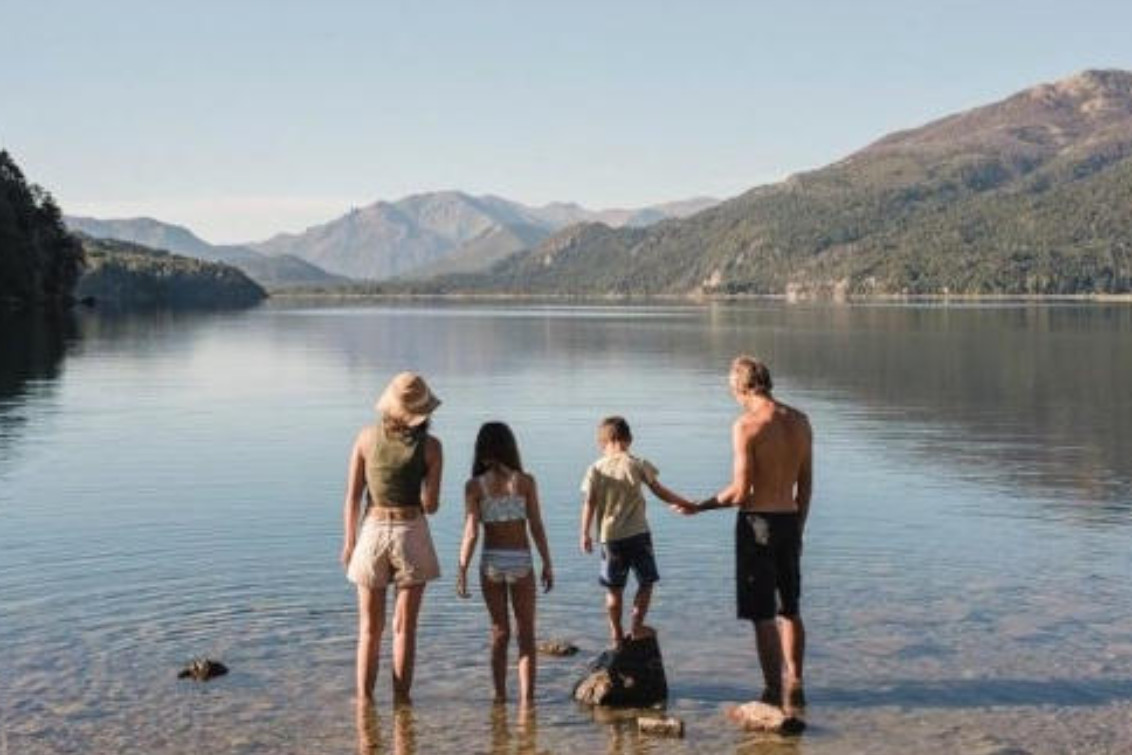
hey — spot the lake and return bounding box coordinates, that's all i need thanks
[2,300,1130,754]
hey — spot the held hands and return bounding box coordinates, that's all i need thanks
[668,499,698,516]
[541,564,554,593]
[456,566,470,599]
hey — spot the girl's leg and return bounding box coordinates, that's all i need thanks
[509,572,538,703]
[391,583,425,704]
[356,584,387,701]
[481,571,511,702]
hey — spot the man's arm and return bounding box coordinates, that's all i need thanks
[713,419,753,508]
[795,419,813,533]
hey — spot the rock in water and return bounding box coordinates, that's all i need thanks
[537,639,579,657]
[727,701,805,735]
[178,658,228,681]
[573,634,668,707]
[637,715,685,738]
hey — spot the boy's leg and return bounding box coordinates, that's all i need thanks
[629,582,653,638]
[605,587,625,646]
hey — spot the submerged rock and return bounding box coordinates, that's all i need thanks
[178,658,229,681]
[637,715,685,738]
[573,634,668,707]
[537,639,579,657]
[727,701,805,735]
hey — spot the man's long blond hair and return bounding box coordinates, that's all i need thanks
[731,356,773,396]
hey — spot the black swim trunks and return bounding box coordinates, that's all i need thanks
[735,511,801,622]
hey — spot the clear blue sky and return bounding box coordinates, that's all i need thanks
[3,0,1131,242]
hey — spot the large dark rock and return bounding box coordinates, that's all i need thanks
[178,658,228,681]
[573,634,668,707]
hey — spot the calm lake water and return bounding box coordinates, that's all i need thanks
[2,300,1130,754]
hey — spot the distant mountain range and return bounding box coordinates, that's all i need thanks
[67,194,717,286]
[248,192,718,280]
[64,216,345,290]
[424,69,1132,297]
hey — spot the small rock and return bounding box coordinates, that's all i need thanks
[637,715,685,738]
[728,701,805,735]
[537,639,579,657]
[573,634,668,707]
[178,658,228,681]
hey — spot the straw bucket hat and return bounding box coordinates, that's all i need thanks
[375,372,441,426]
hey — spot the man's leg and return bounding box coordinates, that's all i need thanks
[753,618,784,703]
[779,614,806,708]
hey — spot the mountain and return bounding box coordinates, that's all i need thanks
[75,236,266,308]
[64,216,343,290]
[250,192,718,280]
[434,69,1132,297]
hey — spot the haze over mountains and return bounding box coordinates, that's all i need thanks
[433,69,1132,297]
[67,194,717,286]
[248,193,719,280]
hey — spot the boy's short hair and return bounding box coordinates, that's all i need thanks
[731,356,773,396]
[598,416,633,444]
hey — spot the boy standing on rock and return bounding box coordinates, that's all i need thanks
[579,416,692,648]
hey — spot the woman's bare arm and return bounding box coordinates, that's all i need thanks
[341,429,368,567]
[420,435,443,515]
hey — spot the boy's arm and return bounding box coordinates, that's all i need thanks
[579,493,596,554]
[644,478,695,513]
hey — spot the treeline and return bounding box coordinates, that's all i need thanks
[0,150,85,306]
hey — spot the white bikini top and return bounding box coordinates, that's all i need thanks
[478,472,527,524]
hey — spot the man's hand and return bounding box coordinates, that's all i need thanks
[580,533,592,554]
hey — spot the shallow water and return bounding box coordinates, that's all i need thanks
[2,301,1131,754]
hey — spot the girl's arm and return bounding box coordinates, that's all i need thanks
[420,435,443,515]
[456,478,480,598]
[523,475,554,593]
[341,430,368,568]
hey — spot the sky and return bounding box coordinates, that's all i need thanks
[3,0,1132,243]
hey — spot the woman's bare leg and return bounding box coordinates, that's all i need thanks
[481,572,511,702]
[356,584,387,701]
[510,572,538,703]
[391,583,425,704]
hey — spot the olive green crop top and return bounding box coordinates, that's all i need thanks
[365,426,427,507]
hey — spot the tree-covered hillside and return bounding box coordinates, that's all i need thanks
[0,151,85,306]
[428,70,1132,297]
[76,237,266,308]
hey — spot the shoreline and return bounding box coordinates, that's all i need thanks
[265,289,1132,304]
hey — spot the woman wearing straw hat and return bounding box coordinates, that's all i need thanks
[341,372,444,704]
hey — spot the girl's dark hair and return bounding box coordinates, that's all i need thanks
[472,421,523,476]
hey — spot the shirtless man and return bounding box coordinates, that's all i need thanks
[676,356,812,710]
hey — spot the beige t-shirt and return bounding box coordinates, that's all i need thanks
[581,452,659,543]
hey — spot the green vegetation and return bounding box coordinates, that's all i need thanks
[0,150,85,307]
[76,237,267,308]
[422,70,1132,297]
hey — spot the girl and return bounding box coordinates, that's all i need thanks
[457,422,553,704]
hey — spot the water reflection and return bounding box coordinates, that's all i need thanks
[355,703,418,755]
[266,301,1132,518]
[0,310,77,464]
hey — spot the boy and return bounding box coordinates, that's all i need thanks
[580,416,692,647]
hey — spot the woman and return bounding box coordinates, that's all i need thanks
[457,422,553,704]
[342,372,443,704]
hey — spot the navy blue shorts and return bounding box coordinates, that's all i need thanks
[600,531,660,589]
[736,511,801,621]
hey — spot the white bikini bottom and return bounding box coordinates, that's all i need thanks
[480,548,533,584]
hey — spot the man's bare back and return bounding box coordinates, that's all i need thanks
[735,399,812,518]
